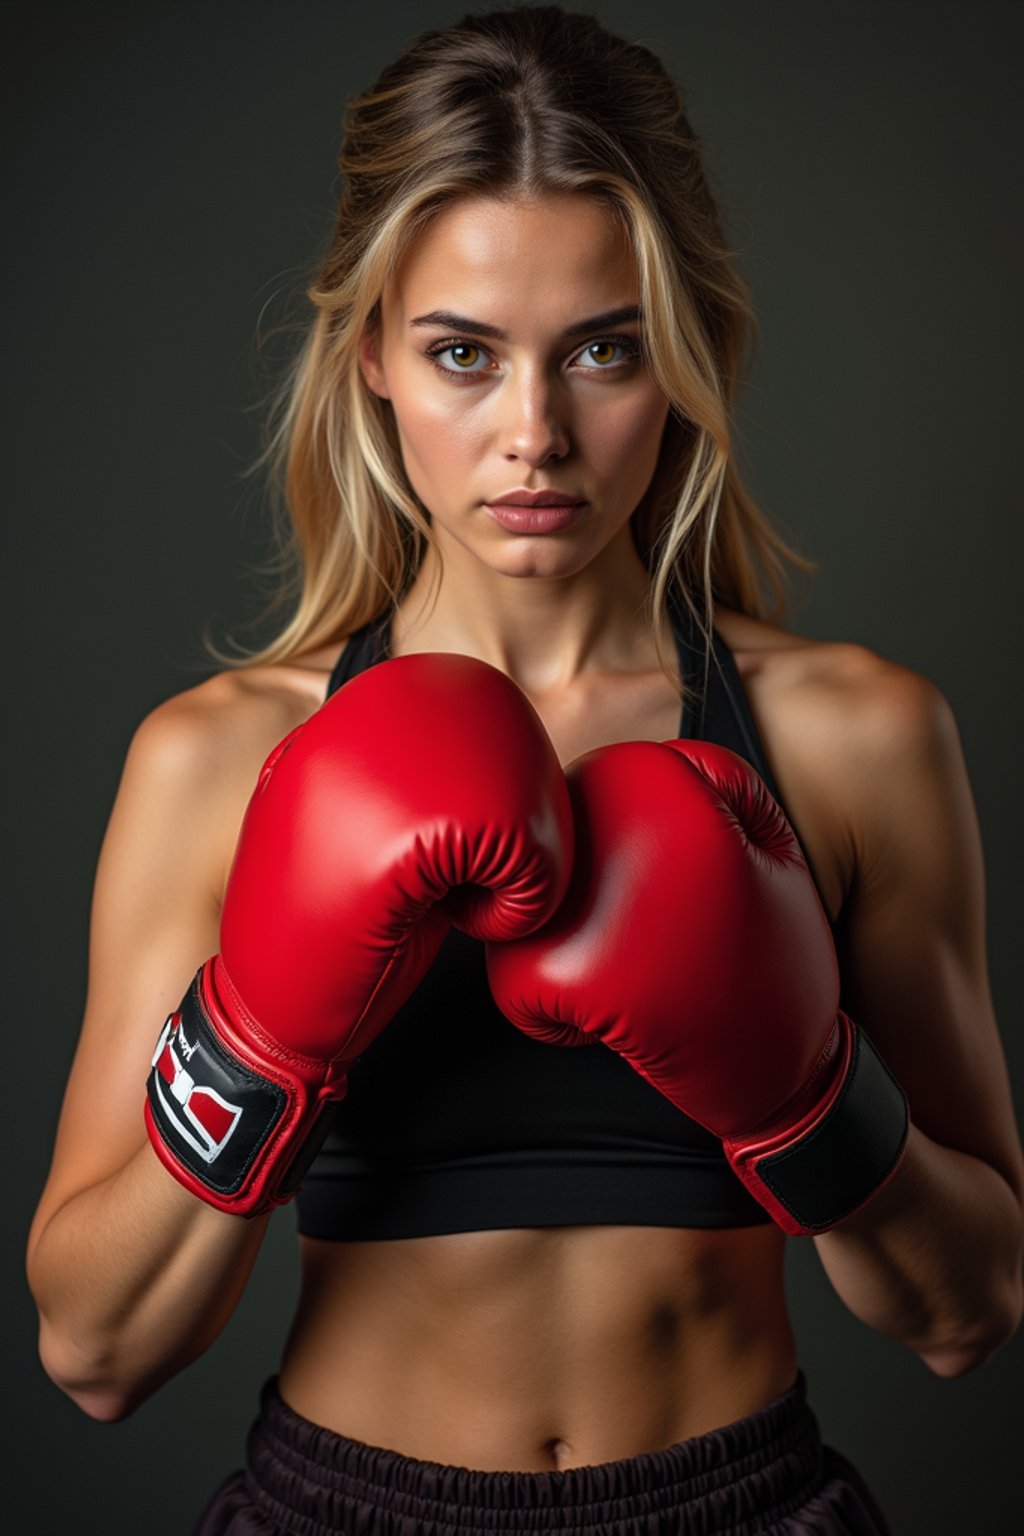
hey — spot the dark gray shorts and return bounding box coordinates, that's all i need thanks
[193,1370,892,1534]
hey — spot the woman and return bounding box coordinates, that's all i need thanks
[26,6,1023,1533]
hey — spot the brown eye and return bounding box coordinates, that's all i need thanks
[425,339,488,376]
[575,337,641,371]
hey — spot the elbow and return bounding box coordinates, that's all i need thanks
[25,1233,137,1420]
[64,1386,141,1424]
[920,1342,1004,1379]
[36,1318,152,1423]
[40,1361,143,1424]
[917,1274,1024,1379]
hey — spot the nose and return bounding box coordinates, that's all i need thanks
[501,367,571,465]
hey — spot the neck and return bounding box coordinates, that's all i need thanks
[391,523,669,697]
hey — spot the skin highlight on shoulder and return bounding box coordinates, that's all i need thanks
[126,663,334,906]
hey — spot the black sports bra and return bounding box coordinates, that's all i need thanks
[294,598,841,1240]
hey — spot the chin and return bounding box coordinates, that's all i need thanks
[484,542,598,581]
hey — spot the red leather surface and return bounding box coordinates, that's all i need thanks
[484,738,888,1232]
[220,651,574,1067]
[488,738,841,1133]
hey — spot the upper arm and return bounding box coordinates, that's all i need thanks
[830,655,1024,1208]
[27,673,302,1256]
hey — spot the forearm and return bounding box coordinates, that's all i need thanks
[813,1122,1024,1374]
[28,1139,269,1419]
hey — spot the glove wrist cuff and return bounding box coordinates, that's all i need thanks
[725,1012,910,1236]
[144,960,335,1217]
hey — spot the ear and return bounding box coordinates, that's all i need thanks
[358,324,390,400]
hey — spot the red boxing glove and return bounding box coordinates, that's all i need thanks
[486,739,909,1235]
[145,652,573,1216]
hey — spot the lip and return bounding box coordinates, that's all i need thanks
[488,488,587,508]
[485,500,588,534]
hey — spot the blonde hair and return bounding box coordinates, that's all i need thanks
[215,4,816,700]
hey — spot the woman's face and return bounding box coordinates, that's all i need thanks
[358,193,672,581]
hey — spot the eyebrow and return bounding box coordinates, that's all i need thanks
[408,304,644,341]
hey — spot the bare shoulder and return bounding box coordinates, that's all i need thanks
[122,649,342,901]
[134,653,334,762]
[136,638,345,769]
[712,607,956,919]
[713,605,950,772]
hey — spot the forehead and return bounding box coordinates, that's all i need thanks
[385,194,638,321]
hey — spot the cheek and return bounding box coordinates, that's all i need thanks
[587,390,670,472]
[391,376,485,467]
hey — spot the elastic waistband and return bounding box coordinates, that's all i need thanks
[244,1371,825,1534]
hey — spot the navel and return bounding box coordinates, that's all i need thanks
[544,1436,573,1469]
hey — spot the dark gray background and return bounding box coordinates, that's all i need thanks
[7,3,1022,1532]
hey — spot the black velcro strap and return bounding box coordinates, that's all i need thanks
[146,973,288,1197]
[755,1027,909,1231]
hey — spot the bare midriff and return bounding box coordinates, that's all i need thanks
[277,1221,797,1471]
